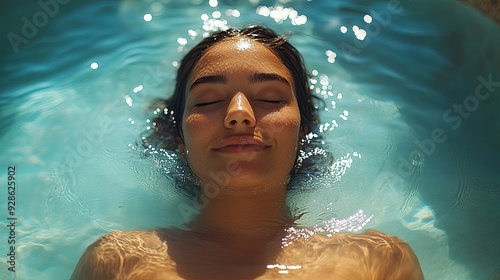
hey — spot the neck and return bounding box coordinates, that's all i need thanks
[180,182,294,268]
[188,183,292,242]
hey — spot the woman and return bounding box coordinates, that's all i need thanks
[71,26,423,280]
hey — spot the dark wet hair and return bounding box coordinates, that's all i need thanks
[147,25,320,151]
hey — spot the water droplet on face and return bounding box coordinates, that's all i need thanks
[236,92,243,109]
[234,38,252,51]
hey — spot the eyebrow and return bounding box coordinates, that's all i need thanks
[249,73,290,86]
[189,73,290,91]
[189,75,227,90]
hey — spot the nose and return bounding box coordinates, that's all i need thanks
[224,92,256,128]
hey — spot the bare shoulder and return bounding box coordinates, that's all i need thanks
[312,230,424,280]
[70,230,178,280]
[278,229,424,280]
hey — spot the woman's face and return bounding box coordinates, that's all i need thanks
[180,37,300,190]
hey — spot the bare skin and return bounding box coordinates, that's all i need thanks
[70,228,424,280]
[71,37,424,279]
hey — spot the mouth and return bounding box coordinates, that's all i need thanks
[212,135,271,153]
[214,144,270,153]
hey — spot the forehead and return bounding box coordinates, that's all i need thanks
[189,37,292,83]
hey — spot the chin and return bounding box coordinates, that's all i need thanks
[223,175,288,190]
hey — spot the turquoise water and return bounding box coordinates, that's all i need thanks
[1,0,499,279]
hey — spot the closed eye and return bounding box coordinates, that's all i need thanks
[195,100,224,107]
[257,99,286,105]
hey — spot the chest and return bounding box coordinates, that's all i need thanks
[155,238,334,280]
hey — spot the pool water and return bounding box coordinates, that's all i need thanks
[1,0,499,279]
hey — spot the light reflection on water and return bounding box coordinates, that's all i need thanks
[1,0,499,279]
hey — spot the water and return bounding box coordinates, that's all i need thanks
[1,0,499,279]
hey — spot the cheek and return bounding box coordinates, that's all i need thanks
[260,108,301,141]
[182,114,211,146]
[182,115,210,175]
[183,114,206,129]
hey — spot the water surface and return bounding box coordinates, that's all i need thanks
[1,0,499,279]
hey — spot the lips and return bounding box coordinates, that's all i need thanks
[212,135,271,153]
